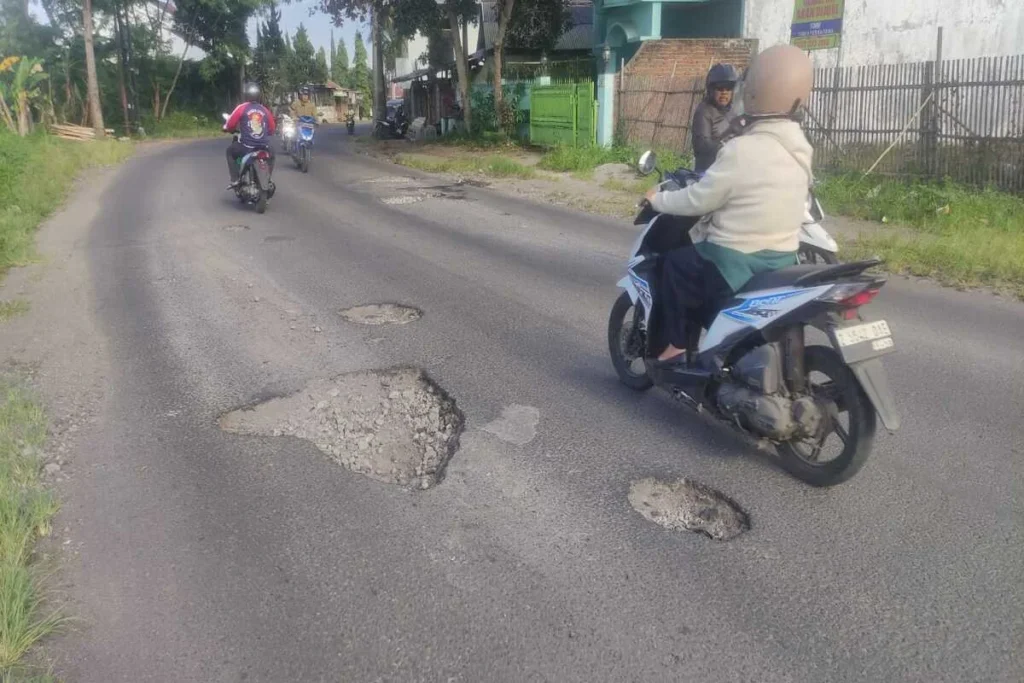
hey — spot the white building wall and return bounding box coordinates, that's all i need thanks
[744,0,1024,67]
[393,23,481,86]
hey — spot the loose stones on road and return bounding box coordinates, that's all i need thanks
[629,477,750,541]
[220,368,463,490]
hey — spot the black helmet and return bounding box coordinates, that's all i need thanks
[299,85,311,96]
[706,63,739,90]
[244,82,261,102]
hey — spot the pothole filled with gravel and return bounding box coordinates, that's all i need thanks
[339,303,422,326]
[628,477,750,541]
[220,368,463,489]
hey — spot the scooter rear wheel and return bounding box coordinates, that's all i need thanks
[608,292,654,391]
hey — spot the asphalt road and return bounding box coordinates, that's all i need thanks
[47,126,1023,682]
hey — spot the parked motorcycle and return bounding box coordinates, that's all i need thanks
[222,113,275,214]
[608,151,899,486]
[374,99,408,139]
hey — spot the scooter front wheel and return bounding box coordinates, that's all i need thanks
[608,292,653,391]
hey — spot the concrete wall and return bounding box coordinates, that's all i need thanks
[745,0,1024,67]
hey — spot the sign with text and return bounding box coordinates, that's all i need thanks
[790,0,844,51]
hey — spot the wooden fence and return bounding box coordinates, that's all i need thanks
[618,54,1024,193]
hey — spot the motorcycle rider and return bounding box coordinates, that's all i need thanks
[644,45,814,364]
[223,82,276,188]
[290,85,318,120]
[692,63,739,174]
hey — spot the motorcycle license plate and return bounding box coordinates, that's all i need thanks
[831,320,894,363]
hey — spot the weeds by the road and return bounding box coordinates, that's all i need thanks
[0,132,134,275]
[0,302,29,322]
[396,153,536,179]
[537,144,691,176]
[820,174,1024,294]
[140,111,221,139]
[0,382,64,676]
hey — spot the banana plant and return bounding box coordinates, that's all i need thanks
[0,56,49,136]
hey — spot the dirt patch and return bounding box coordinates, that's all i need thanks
[340,303,422,326]
[220,368,463,489]
[628,477,750,541]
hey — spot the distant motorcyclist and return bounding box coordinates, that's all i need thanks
[223,82,276,188]
[290,86,318,120]
[691,63,739,174]
[646,45,814,365]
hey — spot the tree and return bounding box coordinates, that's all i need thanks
[82,0,105,136]
[290,24,316,87]
[331,31,349,85]
[491,0,570,125]
[252,1,288,99]
[351,30,369,106]
[315,46,329,84]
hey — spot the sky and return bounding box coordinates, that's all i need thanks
[260,0,371,65]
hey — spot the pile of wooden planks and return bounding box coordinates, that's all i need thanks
[50,123,116,141]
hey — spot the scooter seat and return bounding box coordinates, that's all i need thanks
[739,259,883,293]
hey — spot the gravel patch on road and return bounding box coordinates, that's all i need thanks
[629,477,750,540]
[220,368,463,489]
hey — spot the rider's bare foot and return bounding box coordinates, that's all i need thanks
[658,344,686,362]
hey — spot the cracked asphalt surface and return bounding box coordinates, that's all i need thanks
[18,127,1023,681]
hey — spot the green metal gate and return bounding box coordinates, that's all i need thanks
[529,81,596,147]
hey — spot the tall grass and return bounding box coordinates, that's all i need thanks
[0,132,134,275]
[820,174,1024,294]
[0,383,64,675]
[141,111,221,139]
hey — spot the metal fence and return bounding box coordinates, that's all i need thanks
[530,81,596,147]
[618,54,1024,192]
[806,55,1024,192]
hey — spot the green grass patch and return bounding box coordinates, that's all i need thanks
[0,302,29,322]
[140,111,221,139]
[0,382,64,675]
[537,144,692,177]
[819,174,1024,294]
[395,153,536,179]
[0,132,134,276]
[602,177,654,195]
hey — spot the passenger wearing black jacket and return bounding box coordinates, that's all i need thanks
[691,63,739,173]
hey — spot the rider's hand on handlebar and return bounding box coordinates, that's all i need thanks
[644,186,659,204]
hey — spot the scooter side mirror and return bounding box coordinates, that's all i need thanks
[221,112,230,122]
[637,150,657,176]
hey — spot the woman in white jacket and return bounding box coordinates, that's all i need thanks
[645,44,815,365]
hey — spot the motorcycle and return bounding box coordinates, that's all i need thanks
[288,115,316,173]
[222,113,275,214]
[608,150,899,487]
[346,112,356,135]
[799,186,839,264]
[374,100,409,139]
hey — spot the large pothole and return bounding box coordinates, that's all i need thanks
[628,478,750,540]
[220,368,463,489]
[339,303,422,326]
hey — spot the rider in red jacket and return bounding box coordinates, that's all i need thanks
[223,82,276,187]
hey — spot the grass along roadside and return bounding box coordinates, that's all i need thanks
[395,153,537,179]
[819,175,1024,295]
[0,302,29,322]
[0,132,134,275]
[0,382,63,679]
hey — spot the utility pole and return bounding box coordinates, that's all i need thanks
[372,0,385,121]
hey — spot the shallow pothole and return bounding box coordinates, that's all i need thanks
[220,368,463,490]
[381,195,425,205]
[340,303,422,326]
[222,224,250,232]
[628,477,750,541]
